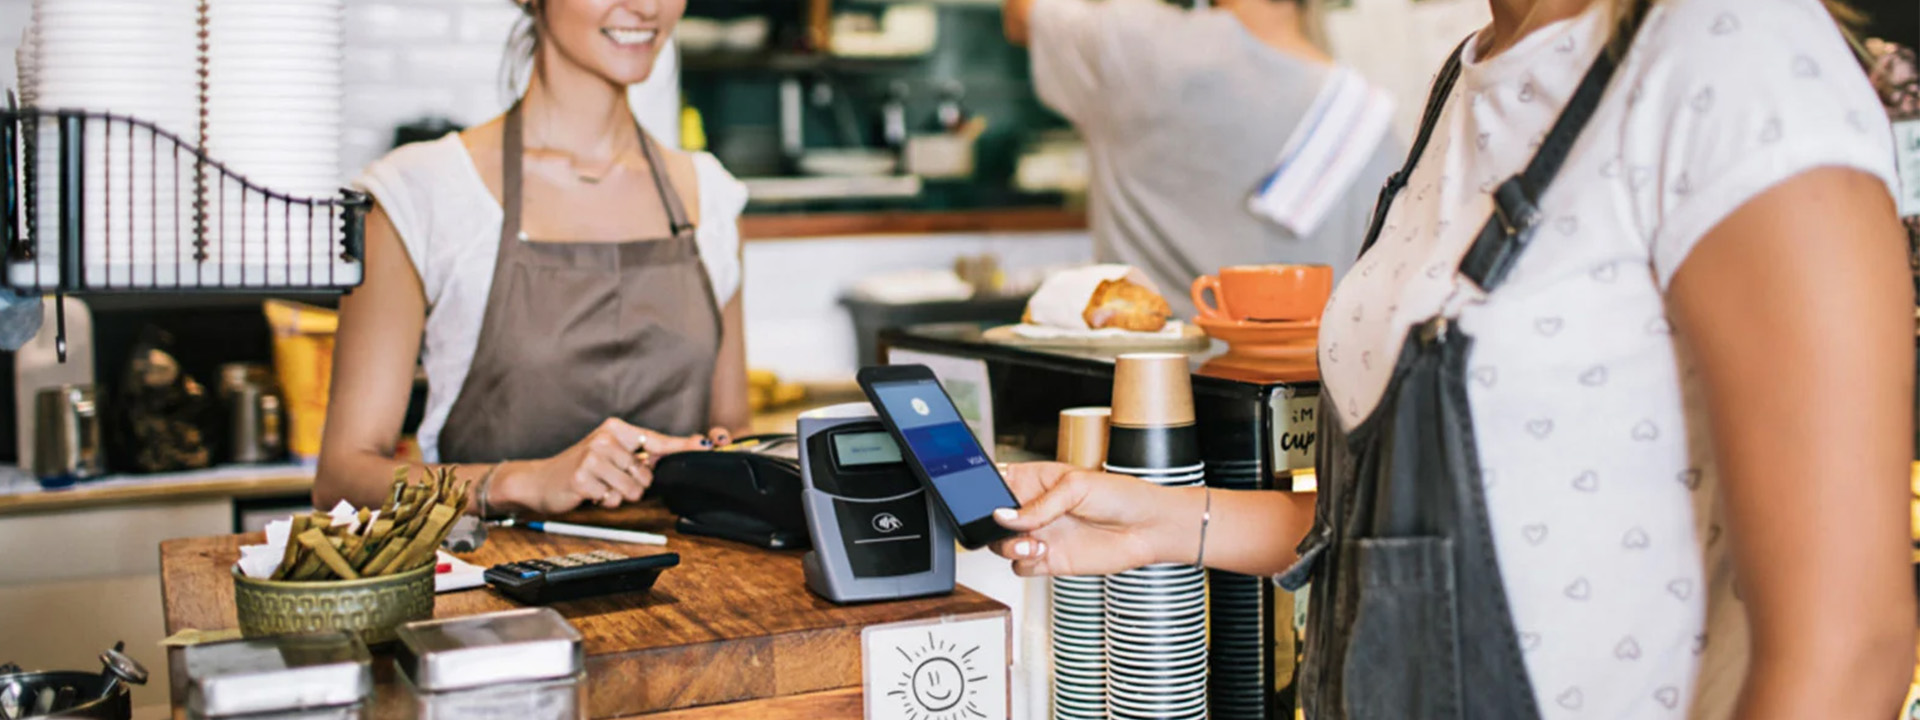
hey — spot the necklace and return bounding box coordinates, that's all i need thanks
[530,107,631,185]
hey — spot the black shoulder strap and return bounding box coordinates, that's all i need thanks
[1457,15,1645,291]
[1356,38,1471,258]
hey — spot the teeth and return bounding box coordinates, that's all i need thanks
[604,28,656,46]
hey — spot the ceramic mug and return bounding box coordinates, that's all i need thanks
[1190,264,1333,322]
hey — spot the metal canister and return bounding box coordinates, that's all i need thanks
[32,384,104,484]
[183,632,372,720]
[395,608,585,720]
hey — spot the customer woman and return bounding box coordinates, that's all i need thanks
[993,0,1917,717]
[316,0,751,516]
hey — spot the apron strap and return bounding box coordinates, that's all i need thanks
[638,129,695,239]
[501,102,528,244]
[1357,38,1471,258]
[1457,15,1645,292]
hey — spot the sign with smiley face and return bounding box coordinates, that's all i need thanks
[863,612,1009,720]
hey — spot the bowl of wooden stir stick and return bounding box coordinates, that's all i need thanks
[231,468,472,645]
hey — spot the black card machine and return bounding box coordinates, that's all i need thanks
[650,434,811,550]
[797,403,955,603]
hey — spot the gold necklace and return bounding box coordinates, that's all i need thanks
[531,110,631,185]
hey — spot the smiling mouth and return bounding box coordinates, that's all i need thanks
[602,27,657,47]
[925,688,954,702]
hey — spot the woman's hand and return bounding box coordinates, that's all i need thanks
[496,418,710,515]
[987,462,1196,577]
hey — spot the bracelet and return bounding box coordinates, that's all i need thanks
[476,462,505,519]
[1195,487,1212,568]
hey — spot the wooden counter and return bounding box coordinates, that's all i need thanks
[158,503,1005,719]
[0,465,313,517]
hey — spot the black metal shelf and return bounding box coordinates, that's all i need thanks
[2,106,370,297]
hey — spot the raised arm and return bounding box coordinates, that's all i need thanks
[1667,167,1917,720]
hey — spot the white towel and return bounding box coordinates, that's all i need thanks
[1249,66,1396,237]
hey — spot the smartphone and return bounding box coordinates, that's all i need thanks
[857,364,1020,549]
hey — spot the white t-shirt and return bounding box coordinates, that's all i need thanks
[353,133,749,462]
[1316,0,1898,717]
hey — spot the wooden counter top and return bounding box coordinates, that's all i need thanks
[742,208,1085,242]
[0,465,313,517]
[159,503,1005,719]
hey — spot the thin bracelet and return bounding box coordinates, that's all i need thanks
[476,462,505,519]
[1195,486,1212,568]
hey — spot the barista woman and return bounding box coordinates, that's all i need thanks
[994,0,1916,717]
[316,0,751,517]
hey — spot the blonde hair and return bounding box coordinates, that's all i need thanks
[1609,0,1870,61]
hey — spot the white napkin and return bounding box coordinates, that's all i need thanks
[1250,65,1396,237]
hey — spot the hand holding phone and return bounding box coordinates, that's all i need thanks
[857,365,1021,549]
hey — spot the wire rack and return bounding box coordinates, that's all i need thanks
[2,105,369,295]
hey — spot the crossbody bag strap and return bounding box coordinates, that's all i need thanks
[1356,38,1472,258]
[1457,14,1648,292]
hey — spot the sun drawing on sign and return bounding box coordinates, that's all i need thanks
[887,631,989,720]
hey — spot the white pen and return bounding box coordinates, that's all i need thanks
[502,519,669,546]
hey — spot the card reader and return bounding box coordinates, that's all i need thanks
[798,402,955,603]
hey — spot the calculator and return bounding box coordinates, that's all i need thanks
[483,550,681,605]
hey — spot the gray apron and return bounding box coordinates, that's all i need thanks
[436,103,721,464]
[1277,21,1641,719]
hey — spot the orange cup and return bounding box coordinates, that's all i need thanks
[1191,264,1333,322]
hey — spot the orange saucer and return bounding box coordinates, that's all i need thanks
[1192,314,1319,360]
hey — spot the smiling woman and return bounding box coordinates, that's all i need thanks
[315,0,753,519]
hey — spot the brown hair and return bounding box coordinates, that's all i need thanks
[1609,0,1871,61]
[502,0,544,97]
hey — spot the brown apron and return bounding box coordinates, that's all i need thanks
[435,103,722,464]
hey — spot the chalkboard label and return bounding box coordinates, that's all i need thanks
[1272,393,1319,472]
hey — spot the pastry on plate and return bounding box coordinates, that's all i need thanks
[1024,265,1172,333]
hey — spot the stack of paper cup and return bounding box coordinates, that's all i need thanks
[1052,406,1113,720]
[203,0,349,287]
[1103,353,1209,720]
[17,0,200,289]
[1207,457,1267,719]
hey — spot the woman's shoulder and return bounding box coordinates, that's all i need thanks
[1627,0,1868,87]
[686,150,749,226]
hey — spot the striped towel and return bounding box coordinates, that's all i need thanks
[1249,65,1396,237]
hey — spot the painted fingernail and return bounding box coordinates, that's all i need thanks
[993,508,1017,522]
[1013,540,1032,557]
[701,438,713,448]
[1033,542,1048,556]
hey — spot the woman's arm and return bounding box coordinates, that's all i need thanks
[314,205,449,508]
[1668,167,1917,720]
[990,463,1317,577]
[706,291,751,442]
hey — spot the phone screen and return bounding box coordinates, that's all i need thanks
[869,379,1017,525]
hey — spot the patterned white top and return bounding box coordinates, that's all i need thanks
[1315,0,1899,717]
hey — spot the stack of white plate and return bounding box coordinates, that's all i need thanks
[1103,462,1209,720]
[204,0,350,287]
[15,0,200,289]
[1052,576,1109,720]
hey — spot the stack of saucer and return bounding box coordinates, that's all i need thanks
[1207,458,1268,719]
[1102,353,1209,720]
[203,0,349,286]
[16,0,200,289]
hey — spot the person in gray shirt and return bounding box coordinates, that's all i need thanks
[1005,0,1403,319]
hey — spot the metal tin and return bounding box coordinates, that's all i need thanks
[395,609,585,720]
[184,632,372,719]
